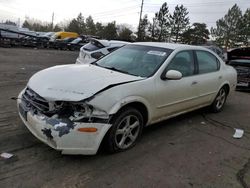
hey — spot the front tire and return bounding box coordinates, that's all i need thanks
[211,87,227,113]
[106,107,144,153]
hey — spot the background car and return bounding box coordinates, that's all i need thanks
[76,39,130,64]
[203,45,225,60]
[50,31,79,41]
[51,37,77,50]
[227,47,250,89]
[67,37,86,51]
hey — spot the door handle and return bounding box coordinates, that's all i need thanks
[191,81,198,85]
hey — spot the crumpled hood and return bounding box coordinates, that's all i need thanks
[28,64,143,101]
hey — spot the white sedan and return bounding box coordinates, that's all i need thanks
[17,42,237,155]
[76,39,130,64]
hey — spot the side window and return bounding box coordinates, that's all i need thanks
[167,51,195,77]
[196,51,220,74]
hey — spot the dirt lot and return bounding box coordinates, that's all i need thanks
[0,48,250,188]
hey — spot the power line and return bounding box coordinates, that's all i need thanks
[144,0,250,7]
[93,10,139,19]
[94,11,139,20]
[89,5,140,16]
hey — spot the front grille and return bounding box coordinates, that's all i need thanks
[22,87,49,113]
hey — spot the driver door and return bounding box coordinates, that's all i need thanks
[154,50,200,119]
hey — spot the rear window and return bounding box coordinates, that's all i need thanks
[83,40,105,51]
[196,50,220,74]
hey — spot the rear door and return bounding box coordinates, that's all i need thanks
[194,50,223,104]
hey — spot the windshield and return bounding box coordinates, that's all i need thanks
[71,38,82,44]
[95,44,173,77]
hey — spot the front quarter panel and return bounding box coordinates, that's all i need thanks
[87,78,155,125]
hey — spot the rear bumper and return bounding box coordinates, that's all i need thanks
[236,77,250,88]
[17,91,112,155]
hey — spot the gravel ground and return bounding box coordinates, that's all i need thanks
[0,47,250,188]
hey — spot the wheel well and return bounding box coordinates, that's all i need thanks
[222,84,230,95]
[116,102,148,125]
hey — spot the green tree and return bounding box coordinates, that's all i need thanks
[95,22,104,38]
[211,4,242,48]
[22,19,51,31]
[22,20,31,29]
[182,23,209,44]
[137,15,150,41]
[77,13,86,34]
[103,21,118,40]
[65,13,86,34]
[155,2,170,41]
[118,25,133,41]
[241,8,250,46]
[148,15,157,41]
[66,18,81,33]
[85,15,96,35]
[169,5,190,43]
[4,20,16,26]
[53,24,62,32]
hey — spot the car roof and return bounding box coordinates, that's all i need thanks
[134,42,207,51]
[91,38,130,47]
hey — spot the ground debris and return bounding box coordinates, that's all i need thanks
[233,128,244,139]
[0,152,13,159]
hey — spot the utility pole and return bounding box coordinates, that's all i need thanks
[138,0,144,41]
[17,18,20,28]
[51,12,54,30]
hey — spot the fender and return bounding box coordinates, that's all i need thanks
[108,96,152,125]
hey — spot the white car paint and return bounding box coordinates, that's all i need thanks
[28,64,143,101]
[75,39,130,64]
[17,42,237,155]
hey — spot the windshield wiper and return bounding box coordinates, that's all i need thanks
[91,61,98,65]
[103,66,130,75]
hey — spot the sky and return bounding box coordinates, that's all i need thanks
[0,0,249,30]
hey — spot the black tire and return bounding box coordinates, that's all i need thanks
[211,87,228,113]
[106,107,144,153]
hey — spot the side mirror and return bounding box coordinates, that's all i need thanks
[165,70,182,80]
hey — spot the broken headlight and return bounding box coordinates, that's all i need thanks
[69,103,93,121]
[68,102,109,122]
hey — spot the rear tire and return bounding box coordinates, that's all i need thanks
[106,107,143,153]
[211,87,227,113]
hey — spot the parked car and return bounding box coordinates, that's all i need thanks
[203,45,225,60]
[17,42,237,155]
[50,31,79,41]
[21,35,50,48]
[67,37,86,51]
[41,32,55,40]
[51,37,76,50]
[227,47,250,88]
[76,39,130,64]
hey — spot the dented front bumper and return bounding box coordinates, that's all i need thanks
[17,92,112,155]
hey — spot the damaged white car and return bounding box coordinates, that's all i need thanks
[17,43,237,155]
